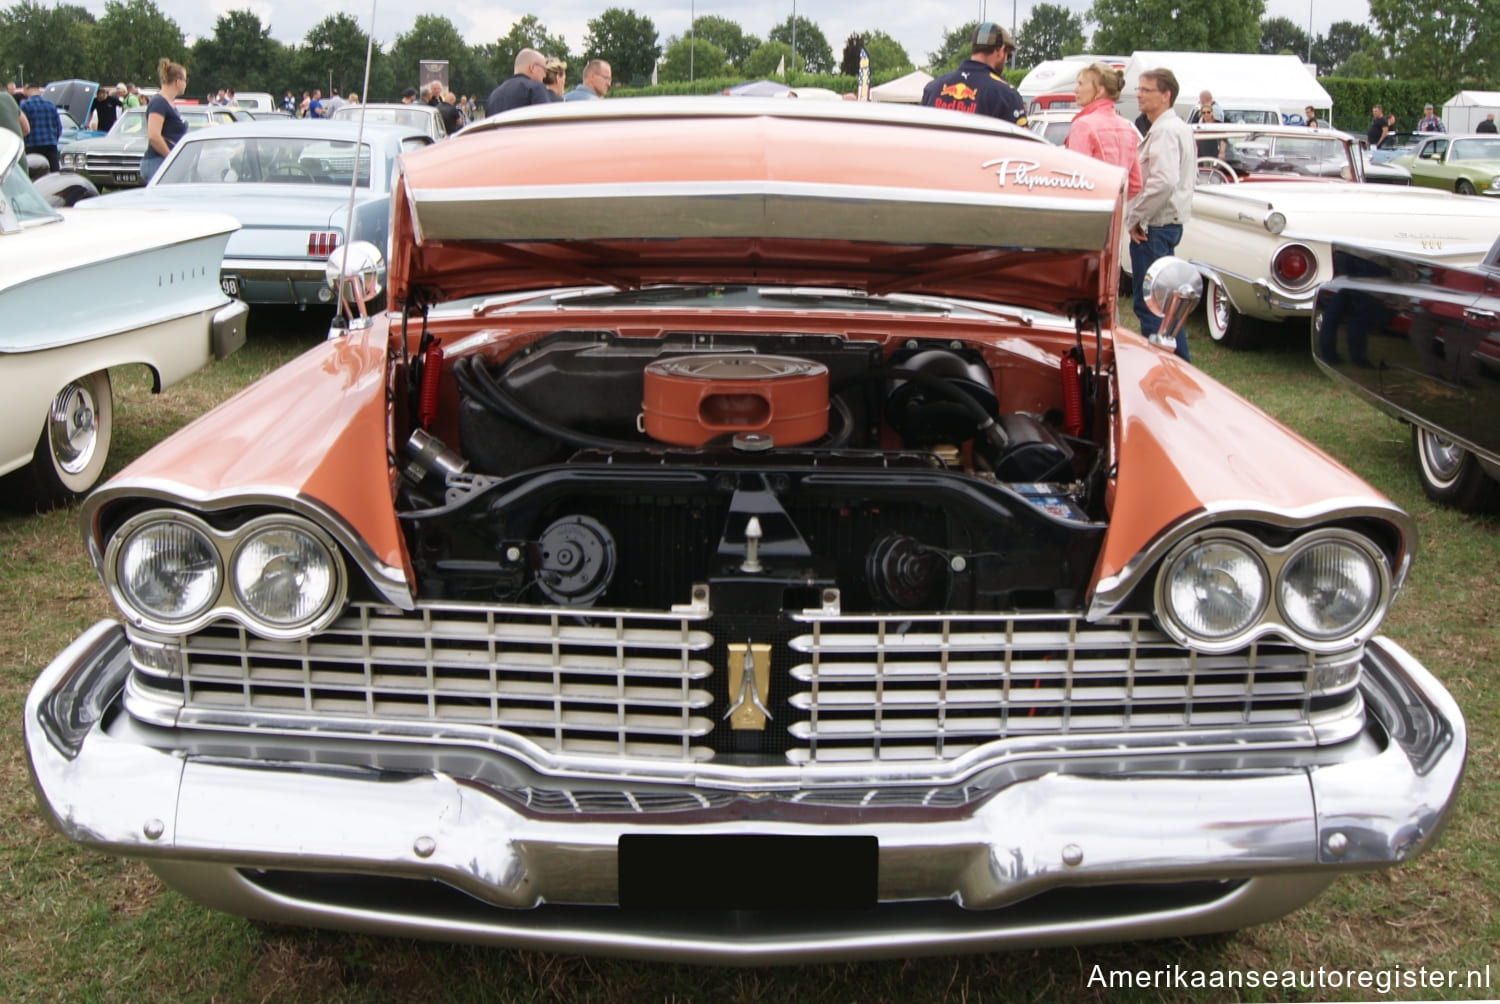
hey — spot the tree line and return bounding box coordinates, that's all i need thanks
[3,0,1494,107]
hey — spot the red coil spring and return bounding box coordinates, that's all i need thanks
[1059,350,1083,437]
[418,339,443,428]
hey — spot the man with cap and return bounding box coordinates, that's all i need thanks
[1417,103,1446,133]
[920,22,1027,127]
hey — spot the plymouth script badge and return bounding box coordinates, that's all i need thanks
[981,157,1095,192]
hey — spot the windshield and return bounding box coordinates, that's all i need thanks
[1223,109,1280,125]
[1204,130,1354,178]
[156,136,374,186]
[1449,139,1500,162]
[332,106,433,132]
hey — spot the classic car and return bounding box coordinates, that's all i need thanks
[76,121,432,307]
[0,130,245,506]
[1391,134,1500,196]
[330,101,449,141]
[43,79,107,142]
[58,104,252,189]
[1369,130,1436,165]
[23,152,99,206]
[26,99,1464,962]
[1026,108,1077,145]
[1156,123,1500,348]
[1316,236,1500,510]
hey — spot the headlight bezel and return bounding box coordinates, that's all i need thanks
[104,509,347,639]
[1154,527,1391,653]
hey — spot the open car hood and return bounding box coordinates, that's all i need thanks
[389,99,1126,319]
[44,79,97,127]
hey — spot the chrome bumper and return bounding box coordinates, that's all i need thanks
[26,621,1465,963]
[1192,262,1317,320]
[219,258,334,307]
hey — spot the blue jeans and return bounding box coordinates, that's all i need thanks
[1129,223,1189,361]
[139,150,164,183]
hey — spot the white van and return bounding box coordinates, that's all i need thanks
[233,91,276,113]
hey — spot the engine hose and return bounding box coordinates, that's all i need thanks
[837,365,1008,451]
[453,357,646,452]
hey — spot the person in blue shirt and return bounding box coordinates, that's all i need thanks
[920,22,1027,127]
[18,83,61,172]
[140,58,188,183]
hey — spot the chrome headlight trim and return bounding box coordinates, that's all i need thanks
[104,508,347,639]
[1153,527,1392,654]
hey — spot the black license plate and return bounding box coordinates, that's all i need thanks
[113,172,137,184]
[618,834,877,910]
[220,275,240,297]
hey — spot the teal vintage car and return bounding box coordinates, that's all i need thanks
[1391,134,1500,196]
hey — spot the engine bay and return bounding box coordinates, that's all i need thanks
[394,330,1110,615]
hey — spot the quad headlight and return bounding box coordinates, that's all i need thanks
[1161,538,1267,641]
[1278,537,1381,641]
[116,519,222,624]
[1155,528,1388,652]
[106,510,345,638]
[231,522,339,629]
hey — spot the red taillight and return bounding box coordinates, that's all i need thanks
[1272,244,1316,287]
[307,232,340,256]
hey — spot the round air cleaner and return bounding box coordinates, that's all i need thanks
[641,354,829,447]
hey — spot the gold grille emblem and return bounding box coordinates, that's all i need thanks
[724,642,773,730]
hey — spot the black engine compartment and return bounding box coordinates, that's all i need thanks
[397,331,1108,614]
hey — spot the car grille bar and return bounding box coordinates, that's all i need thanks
[126,601,1361,766]
[785,611,1356,763]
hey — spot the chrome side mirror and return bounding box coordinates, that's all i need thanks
[325,240,385,330]
[1143,257,1203,351]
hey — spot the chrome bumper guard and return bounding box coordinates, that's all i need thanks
[26,621,1465,963]
[210,299,248,360]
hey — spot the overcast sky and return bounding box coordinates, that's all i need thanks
[84,0,1372,71]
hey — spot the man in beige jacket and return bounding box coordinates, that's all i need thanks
[1125,67,1196,360]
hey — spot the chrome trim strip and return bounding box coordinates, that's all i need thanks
[1088,501,1417,619]
[80,484,414,610]
[220,258,328,282]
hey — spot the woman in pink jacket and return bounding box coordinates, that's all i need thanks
[1063,63,1143,198]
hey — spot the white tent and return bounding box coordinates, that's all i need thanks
[869,70,932,104]
[1118,51,1331,125]
[1442,91,1500,133]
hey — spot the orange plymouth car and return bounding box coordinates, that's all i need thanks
[26,100,1464,962]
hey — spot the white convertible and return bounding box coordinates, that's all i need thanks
[1150,124,1500,348]
[0,130,247,505]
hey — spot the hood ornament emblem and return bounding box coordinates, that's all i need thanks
[725,642,773,730]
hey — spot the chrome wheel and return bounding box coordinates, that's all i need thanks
[18,370,114,506]
[49,379,102,475]
[1412,425,1499,511]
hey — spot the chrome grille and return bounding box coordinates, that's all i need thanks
[786,612,1358,763]
[130,602,716,760]
[127,602,1361,767]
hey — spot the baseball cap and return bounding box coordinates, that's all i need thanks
[972,21,1015,49]
[114,82,127,93]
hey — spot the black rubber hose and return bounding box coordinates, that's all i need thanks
[453,357,646,452]
[837,365,1008,451]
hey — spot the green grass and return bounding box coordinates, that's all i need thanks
[1,311,1496,1003]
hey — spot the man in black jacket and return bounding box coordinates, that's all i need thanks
[485,48,551,118]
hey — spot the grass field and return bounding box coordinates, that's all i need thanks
[2,310,1495,1003]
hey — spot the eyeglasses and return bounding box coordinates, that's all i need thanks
[1137,86,1160,94]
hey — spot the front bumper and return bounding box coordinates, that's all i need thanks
[26,621,1465,963]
